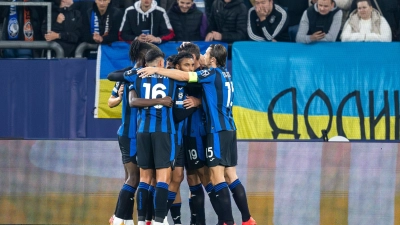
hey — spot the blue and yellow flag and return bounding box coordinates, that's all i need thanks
[232,42,400,140]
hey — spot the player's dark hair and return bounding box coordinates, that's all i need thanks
[129,40,160,67]
[356,0,371,6]
[172,52,194,67]
[209,44,227,67]
[167,54,177,63]
[145,49,165,64]
[177,42,200,60]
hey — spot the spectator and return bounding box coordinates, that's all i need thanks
[205,0,247,43]
[310,0,352,28]
[42,0,82,57]
[1,0,44,58]
[351,0,399,41]
[296,0,342,43]
[119,0,175,44]
[167,0,207,41]
[160,0,174,11]
[82,0,123,44]
[341,0,391,42]
[247,0,290,42]
[275,0,308,42]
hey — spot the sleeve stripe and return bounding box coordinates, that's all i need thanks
[247,8,266,41]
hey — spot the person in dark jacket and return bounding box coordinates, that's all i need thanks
[247,0,290,42]
[1,0,44,58]
[167,0,207,41]
[275,0,308,41]
[296,0,342,43]
[42,0,82,57]
[205,0,248,43]
[119,0,175,44]
[82,0,123,44]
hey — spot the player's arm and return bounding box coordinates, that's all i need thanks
[108,83,124,108]
[137,67,198,82]
[129,89,173,108]
[107,66,133,82]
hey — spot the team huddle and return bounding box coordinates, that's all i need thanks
[107,41,256,225]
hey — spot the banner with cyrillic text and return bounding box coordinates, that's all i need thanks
[232,42,400,140]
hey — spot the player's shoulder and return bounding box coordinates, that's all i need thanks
[196,67,216,77]
[124,68,139,76]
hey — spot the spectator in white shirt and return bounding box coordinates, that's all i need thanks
[341,0,391,42]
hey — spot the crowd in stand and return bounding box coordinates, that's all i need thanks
[0,0,398,58]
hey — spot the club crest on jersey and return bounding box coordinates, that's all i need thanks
[178,92,183,99]
[8,18,19,38]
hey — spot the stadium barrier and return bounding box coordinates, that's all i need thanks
[0,1,53,58]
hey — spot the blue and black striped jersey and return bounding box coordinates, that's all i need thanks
[111,81,138,138]
[128,70,187,134]
[195,67,236,133]
[184,109,206,137]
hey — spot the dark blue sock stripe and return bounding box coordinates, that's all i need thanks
[205,183,213,192]
[168,191,177,199]
[138,182,150,190]
[122,184,137,193]
[189,183,202,192]
[156,182,169,190]
[228,179,241,190]
[214,182,228,193]
[172,203,182,207]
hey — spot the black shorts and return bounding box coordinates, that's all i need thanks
[175,144,185,167]
[184,135,206,170]
[118,135,137,164]
[205,130,237,167]
[136,132,175,169]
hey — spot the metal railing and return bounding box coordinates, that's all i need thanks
[0,1,52,59]
[0,40,64,58]
[74,42,98,58]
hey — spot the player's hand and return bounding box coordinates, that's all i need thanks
[160,96,173,107]
[117,84,124,98]
[183,96,201,109]
[310,31,325,41]
[57,13,65,23]
[138,67,158,77]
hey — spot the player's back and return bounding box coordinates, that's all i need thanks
[133,73,185,134]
